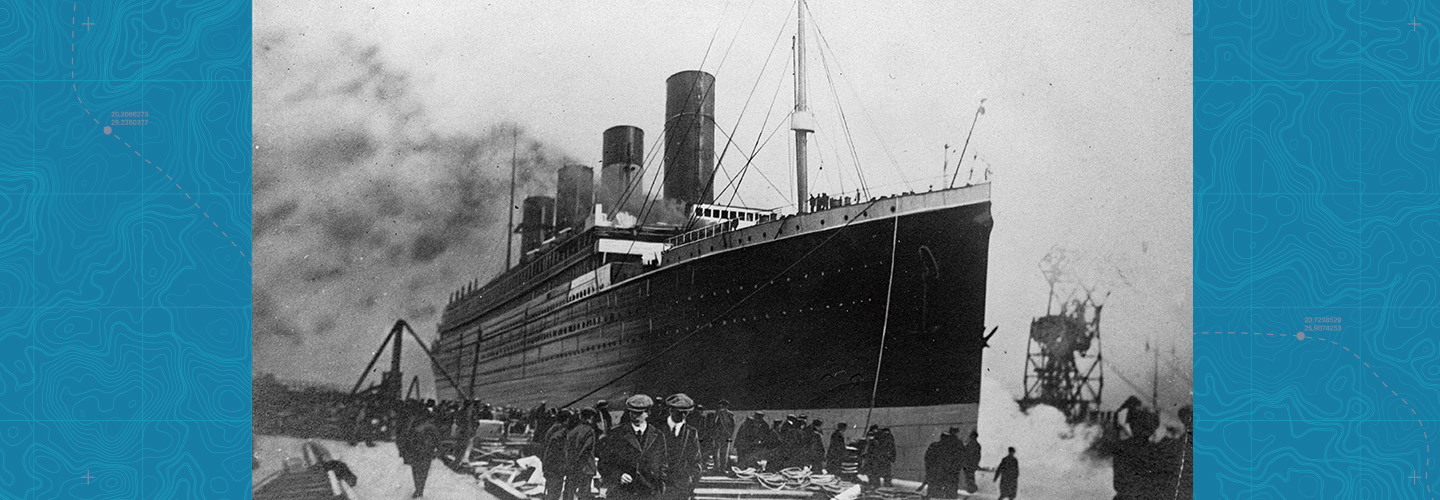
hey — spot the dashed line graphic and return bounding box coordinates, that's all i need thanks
[1196,330,1433,497]
[67,3,251,266]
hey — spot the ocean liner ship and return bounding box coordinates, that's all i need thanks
[431,6,992,479]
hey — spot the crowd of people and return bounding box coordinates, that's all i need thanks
[257,389,1194,500]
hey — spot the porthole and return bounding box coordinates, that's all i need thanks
[890,206,896,212]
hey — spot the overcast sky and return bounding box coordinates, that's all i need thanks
[253,0,1192,414]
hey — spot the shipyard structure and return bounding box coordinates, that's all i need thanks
[431,71,993,479]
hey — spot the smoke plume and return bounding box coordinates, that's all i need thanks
[977,375,1115,498]
[252,31,577,388]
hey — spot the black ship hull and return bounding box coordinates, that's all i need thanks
[435,186,992,478]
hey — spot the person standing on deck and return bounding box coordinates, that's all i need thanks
[958,430,982,495]
[993,447,1019,500]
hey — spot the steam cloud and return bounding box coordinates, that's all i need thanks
[252,31,579,385]
[976,375,1115,498]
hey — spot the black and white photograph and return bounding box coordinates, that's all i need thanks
[251,1,1193,499]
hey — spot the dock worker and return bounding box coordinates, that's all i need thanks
[598,395,667,500]
[661,394,703,500]
[993,447,1019,500]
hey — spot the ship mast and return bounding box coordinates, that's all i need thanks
[792,0,814,213]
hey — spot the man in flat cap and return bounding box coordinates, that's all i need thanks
[598,395,667,500]
[660,394,703,500]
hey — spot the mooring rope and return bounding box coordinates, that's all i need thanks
[863,216,900,434]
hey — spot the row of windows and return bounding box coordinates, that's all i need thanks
[696,207,774,222]
[473,335,642,378]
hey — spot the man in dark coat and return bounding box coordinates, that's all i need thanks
[709,400,736,473]
[1110,409,1160,500]
[826,423,848,473]
[922,429,960,499]
[598,395,668,500]
[764,420,783,470]
[397,404,440,499]
[993,447,1019,500]
[959,430,981,494]
[806,419,826,471]
[780,415,807,470]
[660,394,703,500]
[872,428,897,487]
[735,411,769,470]
[564,408,604,500]
[857,425,878,485]
[543,410,578,500]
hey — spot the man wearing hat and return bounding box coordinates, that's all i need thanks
[598,395,667,500]
[805,419,826,471]
[734,411,769,471]
[660,394,703,500]
[825,423,848,474]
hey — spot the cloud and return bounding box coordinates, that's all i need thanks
[251,29,579,386]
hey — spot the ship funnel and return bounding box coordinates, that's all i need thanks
[556,164,595,232]
[519,195,555,255]
[664,70,716,206]
[601,125,645,215]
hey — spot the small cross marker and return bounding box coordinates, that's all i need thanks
[81,17,95,31]
[1408,470,1423,484]
[1409,17,1422,31]
[81,470,96,484]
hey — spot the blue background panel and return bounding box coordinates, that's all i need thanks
[1195,0,1440,497]
[0,0,250,498]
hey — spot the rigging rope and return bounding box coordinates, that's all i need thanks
[813,33,870,198]
[683,1,798,233]
[806,6,913,193]
[862,215,900,433]
[718,48,794,210]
